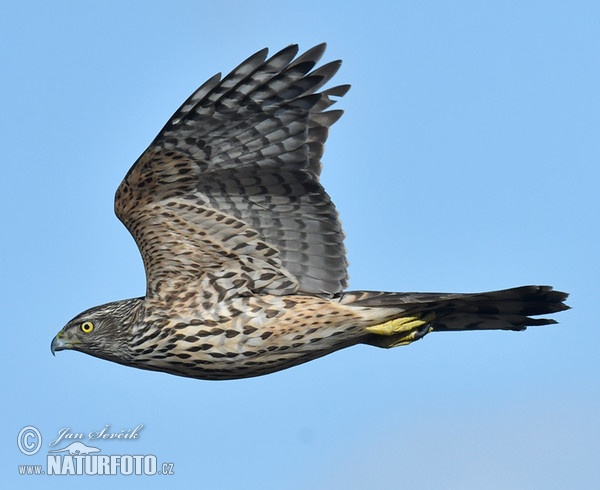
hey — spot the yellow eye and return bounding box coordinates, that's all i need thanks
[80,321,94,333]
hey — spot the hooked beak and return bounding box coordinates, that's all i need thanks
[50,333,68,356]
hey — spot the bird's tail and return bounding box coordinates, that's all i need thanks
[339,285,569,348]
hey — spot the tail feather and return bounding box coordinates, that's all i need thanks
[341,285,569,333]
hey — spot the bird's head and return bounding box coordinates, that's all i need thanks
[51,298,143,363]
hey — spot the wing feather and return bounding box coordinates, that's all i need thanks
[116,44,349,302]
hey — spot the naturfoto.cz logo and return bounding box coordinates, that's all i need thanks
[17,425,175,476]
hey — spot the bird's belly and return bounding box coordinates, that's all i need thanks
[134,295,368,380]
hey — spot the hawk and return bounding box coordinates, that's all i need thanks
[51,44,568,380]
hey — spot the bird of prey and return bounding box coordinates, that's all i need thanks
[51,44,568,380]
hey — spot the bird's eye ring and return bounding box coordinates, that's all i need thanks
[80,321,94,333]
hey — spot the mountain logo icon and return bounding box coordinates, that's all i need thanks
[48,442,101,455]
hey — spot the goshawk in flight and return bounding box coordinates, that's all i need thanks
[51,44,568,380]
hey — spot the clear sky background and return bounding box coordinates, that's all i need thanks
[2,1,599,488]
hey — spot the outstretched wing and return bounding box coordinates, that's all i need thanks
[115,44,350,306]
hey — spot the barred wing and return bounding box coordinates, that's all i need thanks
[115,44,350,303]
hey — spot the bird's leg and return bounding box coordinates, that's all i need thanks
[365,313,436,348]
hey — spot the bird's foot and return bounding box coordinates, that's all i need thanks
[365,313,435,348]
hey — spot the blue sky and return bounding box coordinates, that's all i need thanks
[2,1,599,488]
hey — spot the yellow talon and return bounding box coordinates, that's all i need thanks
[364,312,436,348]
[366,312,436,336]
